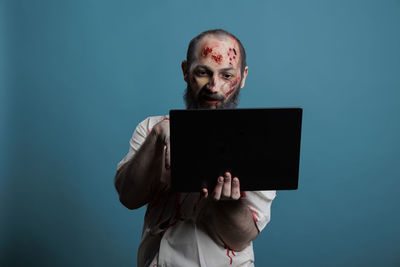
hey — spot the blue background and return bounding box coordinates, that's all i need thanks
[1,0,400,266]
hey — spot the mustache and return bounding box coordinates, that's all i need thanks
[199,87,225,101]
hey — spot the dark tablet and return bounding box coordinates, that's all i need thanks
[169,108,302,192]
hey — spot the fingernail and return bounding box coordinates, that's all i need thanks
[218,176,224,183]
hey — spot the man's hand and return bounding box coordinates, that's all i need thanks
[201,172,241,201]
[201,171,258,251]
[152,118,170,170]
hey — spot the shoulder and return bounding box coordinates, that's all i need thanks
[138,115,168,128]
[135,115,168,135]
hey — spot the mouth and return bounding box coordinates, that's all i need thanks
[201,94,224,105]
[203,99,222,105]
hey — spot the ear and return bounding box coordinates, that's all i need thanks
[240,66,249,88]
[181,60,188,83]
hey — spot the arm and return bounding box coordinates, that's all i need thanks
[202,172,259,252]
[114,119,170,210]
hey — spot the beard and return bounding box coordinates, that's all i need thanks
[183,82,241,110]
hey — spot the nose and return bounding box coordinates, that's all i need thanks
[208,77,218,93]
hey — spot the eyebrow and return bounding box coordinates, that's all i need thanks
[195,65,235,72]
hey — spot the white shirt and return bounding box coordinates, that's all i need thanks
[118,116,276,267]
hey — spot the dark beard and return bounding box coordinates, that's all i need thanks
[183,83,241,110]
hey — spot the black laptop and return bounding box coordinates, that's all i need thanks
[169,108,302,192]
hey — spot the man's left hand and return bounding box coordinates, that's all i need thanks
[202,172,241,201]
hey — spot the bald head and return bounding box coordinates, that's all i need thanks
[185,29,247,75]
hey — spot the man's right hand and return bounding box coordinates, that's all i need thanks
[152,118,171,170]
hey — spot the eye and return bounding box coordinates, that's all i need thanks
[222,73,233,80]
[196,69,208,76]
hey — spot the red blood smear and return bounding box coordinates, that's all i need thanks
[225,88,235,97]
[202,47,213,57]
[249,208,259,222]
[211,54,223,64]
[229,77,240,88]
[226,77,240,96]
[227,249,233,264]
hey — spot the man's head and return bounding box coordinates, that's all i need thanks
[182,29,248,109]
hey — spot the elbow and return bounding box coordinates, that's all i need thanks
[223,225,259,252]
[116,181,148,210]
[114,170,143,210]
[225,233,258,252]
[116,180,146,210]
[227,242,250,252]
[119,194,142,210]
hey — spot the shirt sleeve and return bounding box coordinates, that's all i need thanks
[116,117,150,170]
[243,190,276,232]
[117,116,167,171]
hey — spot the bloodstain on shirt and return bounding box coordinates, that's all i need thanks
[225,245,237,264]
[249,208,259,222]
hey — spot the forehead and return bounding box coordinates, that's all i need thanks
[192,35,240,69]
[197,35,238,51]
[196,35,239,56]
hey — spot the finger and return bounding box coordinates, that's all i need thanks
[201,188,208,199]
[221,172,232,199]
[212,176,224,200]
[231,177,241,200]
[165,138,170,169]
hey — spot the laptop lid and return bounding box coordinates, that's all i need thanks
[169,108,302,192]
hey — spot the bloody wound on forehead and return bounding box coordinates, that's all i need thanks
[202,46,223,64]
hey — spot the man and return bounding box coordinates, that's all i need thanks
[115,29,276,267]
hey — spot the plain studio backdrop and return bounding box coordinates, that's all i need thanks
[1,0,399,266]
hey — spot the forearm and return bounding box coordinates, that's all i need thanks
[209,200,258,251]
[115,130,165,209]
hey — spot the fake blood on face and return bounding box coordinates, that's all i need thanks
[227,48,237,65]
[211,54,223,64]
[225,88,235,97]
[230,77,240,88]
[202,47,213,57]
[225,77,240,97]
[202,46,223,64]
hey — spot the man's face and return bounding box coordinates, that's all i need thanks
[183,35,248,109]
